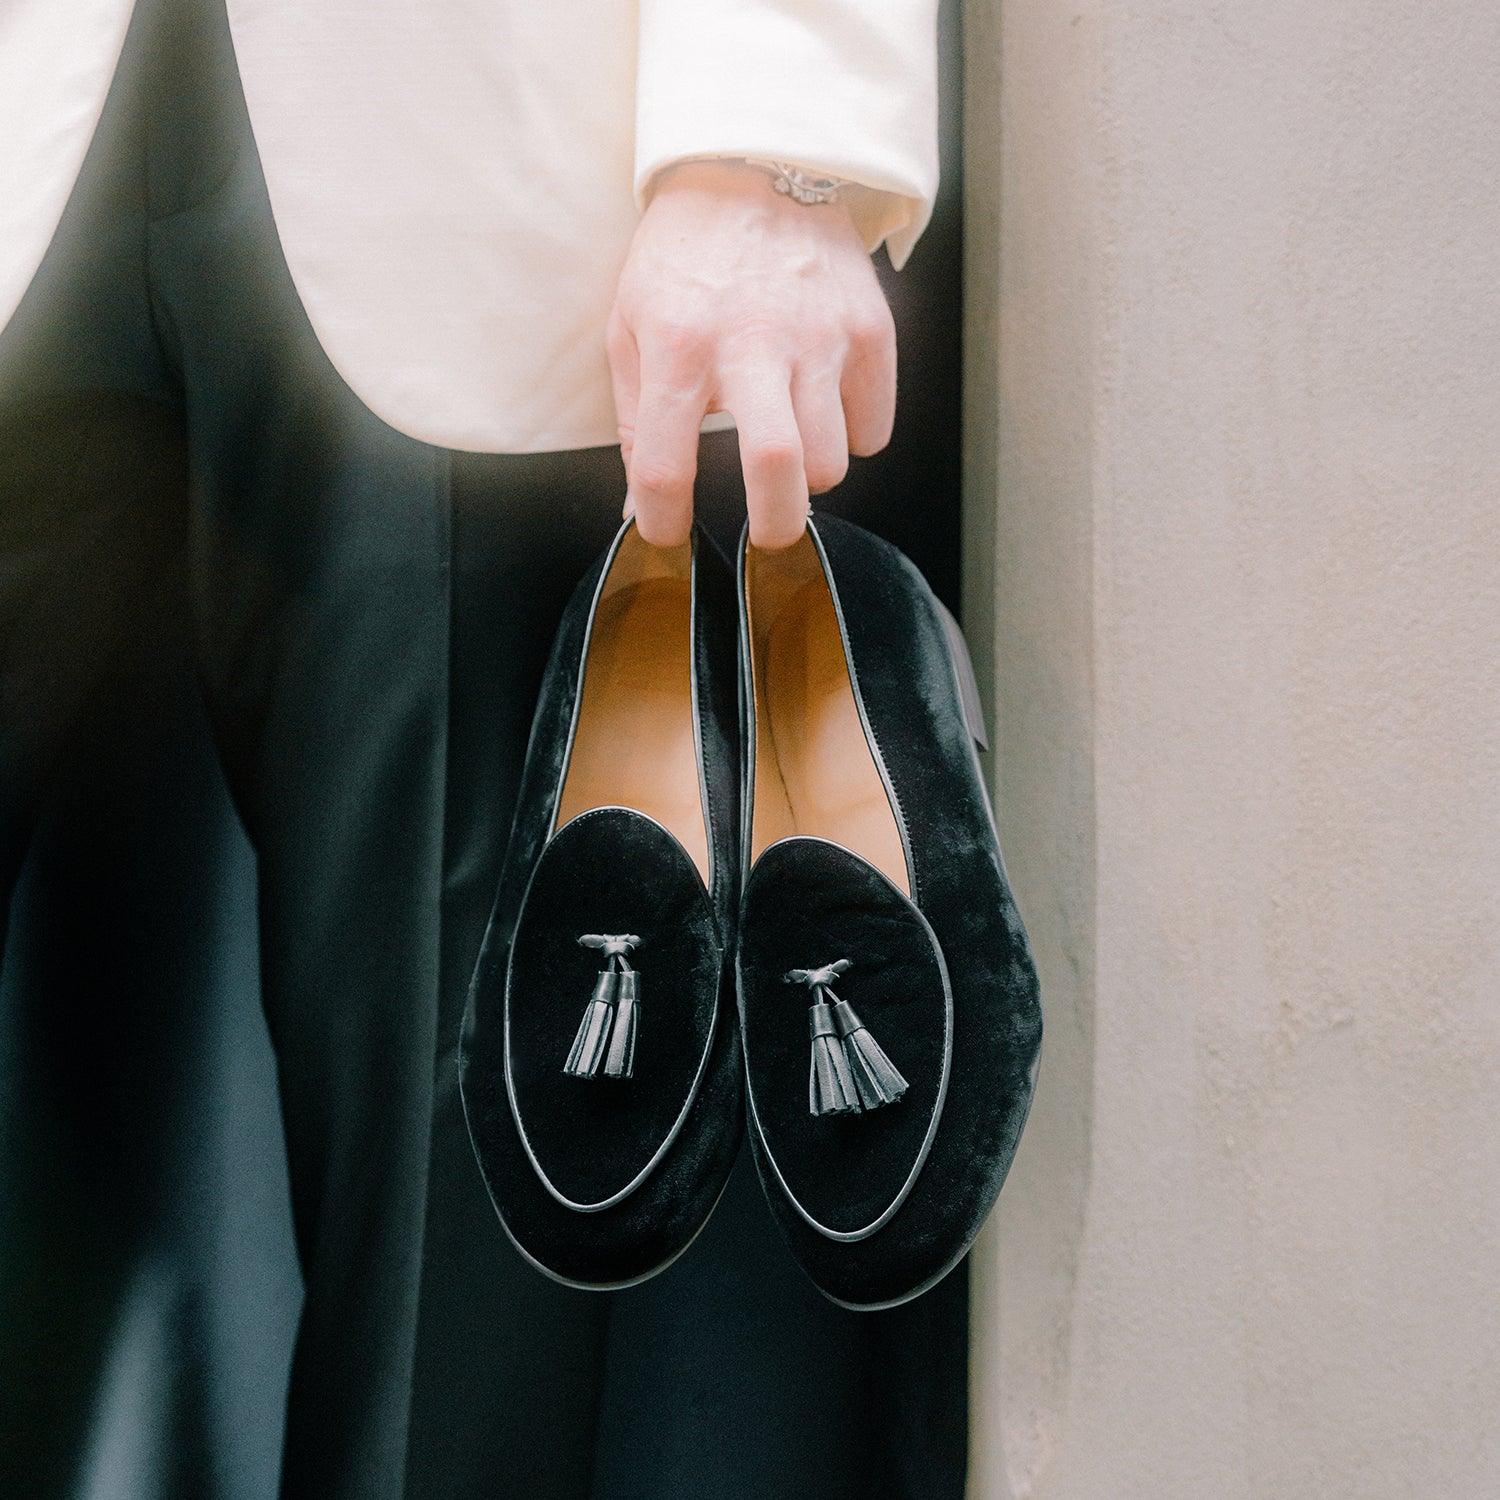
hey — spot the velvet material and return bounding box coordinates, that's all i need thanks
[461,524,743,1286]
[739,837,949,1235]
[736,513,1043,1308]
[506,807,720,1207]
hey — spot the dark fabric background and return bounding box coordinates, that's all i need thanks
[0,2,967,1496]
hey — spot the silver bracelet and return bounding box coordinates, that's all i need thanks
[753,160,848,206]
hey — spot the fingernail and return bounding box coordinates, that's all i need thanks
[622,488,636,518]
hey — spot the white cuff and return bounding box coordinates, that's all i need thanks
[634,1,939,270]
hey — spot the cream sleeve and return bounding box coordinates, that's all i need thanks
[633,0,940,269]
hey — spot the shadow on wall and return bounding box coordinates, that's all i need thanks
[961,0,1098,1494]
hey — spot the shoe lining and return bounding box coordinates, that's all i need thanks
[555,530,711,885]
[746,533,909,894]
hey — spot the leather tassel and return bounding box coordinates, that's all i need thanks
[602,971,640,1079]
[808,1000,861,1116]
[567,934,641,1081]
[786,958,906,1116]
[564,972,618,1079]
[832,999,908,1109]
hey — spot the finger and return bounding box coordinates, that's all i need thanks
[605,309,640,477]
[725,364,808,550]
[627,328,711,546]
[840,302,898,457]
[791,362,850,495]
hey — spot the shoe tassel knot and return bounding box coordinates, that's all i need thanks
[784,959,908,1117]
[565,934,641,1080]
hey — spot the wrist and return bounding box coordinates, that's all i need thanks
[646,158,855,224]
[649,157,778,199]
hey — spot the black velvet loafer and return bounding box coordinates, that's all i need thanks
[736,513,1042,1309]
[461,518,742,1288]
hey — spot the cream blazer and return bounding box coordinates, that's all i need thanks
[0,1,938,453]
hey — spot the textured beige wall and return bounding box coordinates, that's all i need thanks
[962,3,1500,1496]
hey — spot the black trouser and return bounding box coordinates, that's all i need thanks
[0,2,968,1496]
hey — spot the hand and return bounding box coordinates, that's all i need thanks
[607,159,897,549]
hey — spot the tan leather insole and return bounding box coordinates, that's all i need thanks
[747,535,909,893]
[555,539,710,884]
